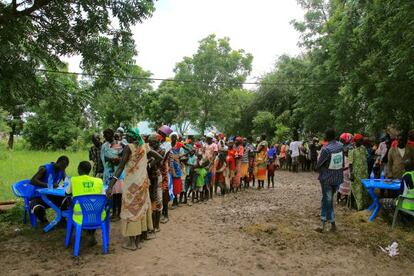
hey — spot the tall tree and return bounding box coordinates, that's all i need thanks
[23,65,90,149]
[213,88,254,136]
[174,34,253,134]
[0,0,155,147]
[142,80,195,134]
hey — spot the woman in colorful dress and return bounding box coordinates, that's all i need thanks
[256,135,268,189]
[349,134,369,211]
[232,137,244,192]
[108,128,154,251]
[226,141,236,192]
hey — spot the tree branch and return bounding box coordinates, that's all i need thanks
[12,0,17,11]
[15,0,52,17]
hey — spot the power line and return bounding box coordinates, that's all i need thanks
[34,68,412,87]
[34,68,336,86]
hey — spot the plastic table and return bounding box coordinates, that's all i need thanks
[361,179,401,222]
[37,187,67,232]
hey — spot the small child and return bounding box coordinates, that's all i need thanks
[215,150,227,195]
[195,158,209,202]
[267,157,276,188]
[185,149,197,206]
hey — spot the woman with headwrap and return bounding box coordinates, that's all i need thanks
[232,136,244,192]
[349,134,369,211]
[108,127,154,251]
[256,134,268,189]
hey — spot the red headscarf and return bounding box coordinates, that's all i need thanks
[340,133,353,144]
[353,133,364,142]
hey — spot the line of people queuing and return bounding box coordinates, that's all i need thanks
[29,124,414,248]
[91,126,284,250]
[29,125,282,251]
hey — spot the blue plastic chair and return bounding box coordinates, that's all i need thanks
[65,194,110,256]
[11,180,39,227]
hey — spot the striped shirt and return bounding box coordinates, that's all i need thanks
[316,140,344,186]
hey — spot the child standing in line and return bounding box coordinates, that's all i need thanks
[195,157,209,202]
[185,149,197,206]
[267,157,276,188]
[215,150,227,195]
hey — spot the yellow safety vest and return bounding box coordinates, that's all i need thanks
[71,175,106,224]
[401,172,414,210]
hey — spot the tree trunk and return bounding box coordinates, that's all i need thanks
[7,128,14,149]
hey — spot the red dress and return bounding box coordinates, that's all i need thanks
[233,146,244,188]
[226,149,236,171]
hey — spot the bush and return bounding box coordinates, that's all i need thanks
[23,114,80,150]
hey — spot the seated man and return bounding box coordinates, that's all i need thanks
[30,156,69,223]
[380,159,414,216]
[65,161,105,246]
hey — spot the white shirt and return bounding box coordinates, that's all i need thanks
[289,141,303,158]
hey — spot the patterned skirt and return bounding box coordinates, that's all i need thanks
[240,162,249,178]
[256,162,267,181]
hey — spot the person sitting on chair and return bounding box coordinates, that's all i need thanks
[30,156,69,223]
[380,160,414,216]
[65,161,106,247]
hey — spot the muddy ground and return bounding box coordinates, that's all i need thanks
[1,171,414,276]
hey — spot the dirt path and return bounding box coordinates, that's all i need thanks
[2,171,414,275]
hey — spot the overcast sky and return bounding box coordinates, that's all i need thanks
[66,0,304,86]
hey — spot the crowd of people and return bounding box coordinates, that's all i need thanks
[28,124,414,251]
[315,129,414,232]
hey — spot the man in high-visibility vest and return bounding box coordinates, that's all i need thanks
[65,161,105,247]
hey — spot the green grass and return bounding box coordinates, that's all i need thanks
[0,149,88,201]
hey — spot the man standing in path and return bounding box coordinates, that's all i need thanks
[316,128,344,232]
[289,133,302,173]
